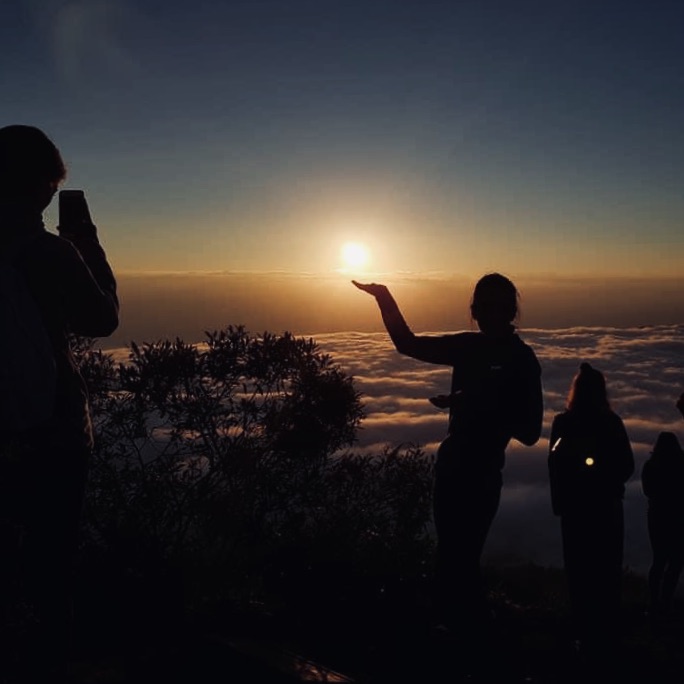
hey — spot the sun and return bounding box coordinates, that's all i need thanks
[341,242,370,270]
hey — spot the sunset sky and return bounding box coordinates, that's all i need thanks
[2,0,683,337]
[5,0,683,570]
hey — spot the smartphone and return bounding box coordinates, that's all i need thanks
[58,189,92,230]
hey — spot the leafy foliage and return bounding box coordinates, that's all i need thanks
[74,327,434,611]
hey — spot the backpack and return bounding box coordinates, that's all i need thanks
[456,335,541,447]
[0,232,57,432]
[548,419,611,516]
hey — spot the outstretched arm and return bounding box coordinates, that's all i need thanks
[512,353,543,446]
[352,281,455,365]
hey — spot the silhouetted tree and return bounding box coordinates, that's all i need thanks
[72,328,434,615]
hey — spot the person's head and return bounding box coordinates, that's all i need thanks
[0,125,66,211]
[470,273,519,334]
[566,362,610,413]
[652,431,683,461]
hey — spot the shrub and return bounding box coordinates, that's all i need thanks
[74,328,435,613]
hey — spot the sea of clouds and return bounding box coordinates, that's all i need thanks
[312,324,684,572]
[104,324,684,573]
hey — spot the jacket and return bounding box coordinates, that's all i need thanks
[1,210,118,449]
[548,409,634,515]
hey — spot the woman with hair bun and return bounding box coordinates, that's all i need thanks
[354,273,543,641]
[549,363,634,659]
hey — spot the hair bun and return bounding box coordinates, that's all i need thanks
[579,362,593,373]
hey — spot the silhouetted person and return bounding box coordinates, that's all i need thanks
[548,363,634,661]
[642,424,684,619]
[354,274,543,642]
[0,125,118,681]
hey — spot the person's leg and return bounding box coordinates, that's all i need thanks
[590,501,624,656]
[562,504,620,650]
[433,453,502,633]
[0,442,32,680]
[661,533,684,610]
[647,509,667,613]
[593,501,624,616]
[561,512,588,641]
[21,442,89,679]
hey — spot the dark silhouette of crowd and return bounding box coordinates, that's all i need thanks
[355,275,683,668]
[1,123,682,681]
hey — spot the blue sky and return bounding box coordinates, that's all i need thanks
[2,0,683,278]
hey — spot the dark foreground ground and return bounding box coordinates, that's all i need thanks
[61,565,684,684]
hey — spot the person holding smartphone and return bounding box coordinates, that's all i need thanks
[0,125,118,680]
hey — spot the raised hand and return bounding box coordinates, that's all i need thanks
[351,280,389,298]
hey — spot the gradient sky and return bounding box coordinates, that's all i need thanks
[3,0,683,281]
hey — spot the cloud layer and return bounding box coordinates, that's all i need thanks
[104,323,683,572]
[315,325,684,571]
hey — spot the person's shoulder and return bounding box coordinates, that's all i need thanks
[509,333,541,369]
[511,332,537,354]
[447,331,479,347]
[549,412,569,442]
[39,231,71,249]
[552,410,570,427]
[591,411,629,443]
[604,409,626,428]
[18,231,77,275]
[35,231,82,260]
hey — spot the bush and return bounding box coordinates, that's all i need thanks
[74,328,435,614]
